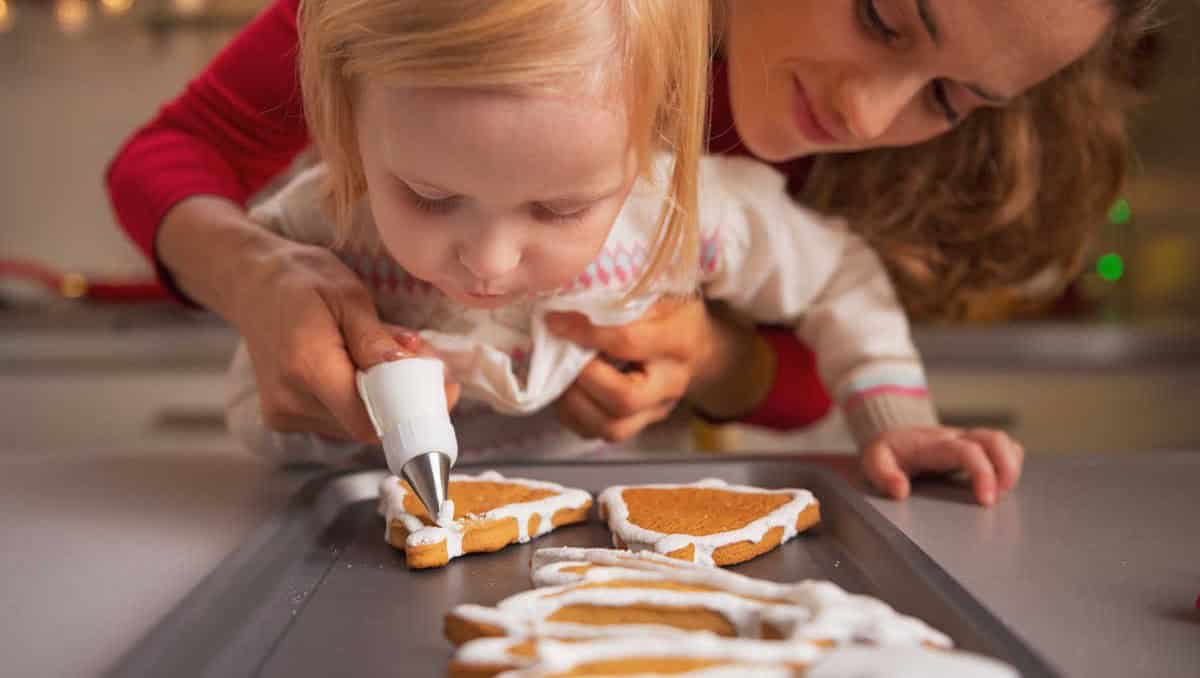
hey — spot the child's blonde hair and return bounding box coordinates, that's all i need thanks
[298,0,711,292]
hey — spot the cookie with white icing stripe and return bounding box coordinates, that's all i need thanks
[377,471,591,569]
[450,636,823,678]
[450,637,1017,678]
[596,479,820,566]
[445,546,949,651]
[444,573,814,647]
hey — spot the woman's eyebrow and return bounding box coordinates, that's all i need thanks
[917,0,1013,105]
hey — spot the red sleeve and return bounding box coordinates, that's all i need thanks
[105,0,308,296]
[739,329,833,430]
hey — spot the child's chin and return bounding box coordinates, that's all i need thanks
[454,291,518,309]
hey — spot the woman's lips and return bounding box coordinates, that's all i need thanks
[792,77,838,145]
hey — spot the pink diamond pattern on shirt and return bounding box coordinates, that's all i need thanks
[337,249,435,296]
[565,229,723,292]
[568,242,649,292]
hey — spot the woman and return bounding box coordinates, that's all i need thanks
[106,0,1158,504]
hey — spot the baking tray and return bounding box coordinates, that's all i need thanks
[105,457,1060,678]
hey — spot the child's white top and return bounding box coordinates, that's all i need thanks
[226,155,935,463]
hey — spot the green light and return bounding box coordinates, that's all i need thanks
[1097,253,1124,282]
[1108,198,1131,225]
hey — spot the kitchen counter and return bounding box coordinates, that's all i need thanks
[1,447,1196,678]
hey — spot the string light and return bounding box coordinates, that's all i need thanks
[1097,253,1125,282]
[100,0,135,16]
[172,0,206,16]
[0,0,14,33]
[1108,198,1131,225]
[55,0,90,34]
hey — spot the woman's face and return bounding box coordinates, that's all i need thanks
[724,0,1114,161]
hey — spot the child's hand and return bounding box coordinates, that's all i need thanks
[861,427,1024,506]
[384,326,462,411]
[547,297,713,442]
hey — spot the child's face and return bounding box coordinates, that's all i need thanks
[356,83,637,309]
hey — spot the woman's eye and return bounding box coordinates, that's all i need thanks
[858,0,900,43]
[929,79,960,125]
[533,203,590,224]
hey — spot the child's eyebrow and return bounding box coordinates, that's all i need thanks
[541,183,626,207]
[404,178,456,195]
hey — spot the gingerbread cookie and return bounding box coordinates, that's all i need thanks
[596,479,820,566]
[450,636,823,678]
[528,548,952,648]
[446,547,949,651]
[377,471,591,569]
[451,638,1016,678]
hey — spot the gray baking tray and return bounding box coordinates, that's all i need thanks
[105,457,1061,677]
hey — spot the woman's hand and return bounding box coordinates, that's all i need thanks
[861,426,1025,506]
[159,196,457,443]
[547,298,769,442]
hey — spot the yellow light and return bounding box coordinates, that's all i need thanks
[101,0,136,16]
[0,0,13,33]
[172,0,206,16]
[55,0,90,34]
[60,273,89,300]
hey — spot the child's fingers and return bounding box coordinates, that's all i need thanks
[573,355,686,420]
[546,299,701,363]
[555,382,669,442]
[934,437,998,506]
[962,429,1023,493]
[861,443,911,500]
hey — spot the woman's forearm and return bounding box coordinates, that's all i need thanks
[156,196,280,320]
[685,303,776,420]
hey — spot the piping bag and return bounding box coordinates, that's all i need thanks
[357,358,458,522]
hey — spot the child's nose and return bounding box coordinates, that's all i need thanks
[457,235,522,283]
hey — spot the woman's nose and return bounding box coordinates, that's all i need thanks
[457,228,522,283]
[835,71,925,142]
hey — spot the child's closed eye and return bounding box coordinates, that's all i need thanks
[407,189,461,215]
[532,202,592,224]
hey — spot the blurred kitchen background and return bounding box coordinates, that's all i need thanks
[2,0,1198,456]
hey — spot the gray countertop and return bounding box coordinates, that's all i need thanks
[862,452,1200,677]
[1,447,1197,678]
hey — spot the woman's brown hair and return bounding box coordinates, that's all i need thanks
[800,1,1162,321]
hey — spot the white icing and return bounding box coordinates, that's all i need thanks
[377,472,591,564]
[527,548,952,649]
[452,637,534,666]
[451,547,1013,677]
[451,579,812,641]
[435,499,455,527]
[807,646,1019,678]
[466,641,1018,678]
[596,479,817,566]
[478,636,822,677]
